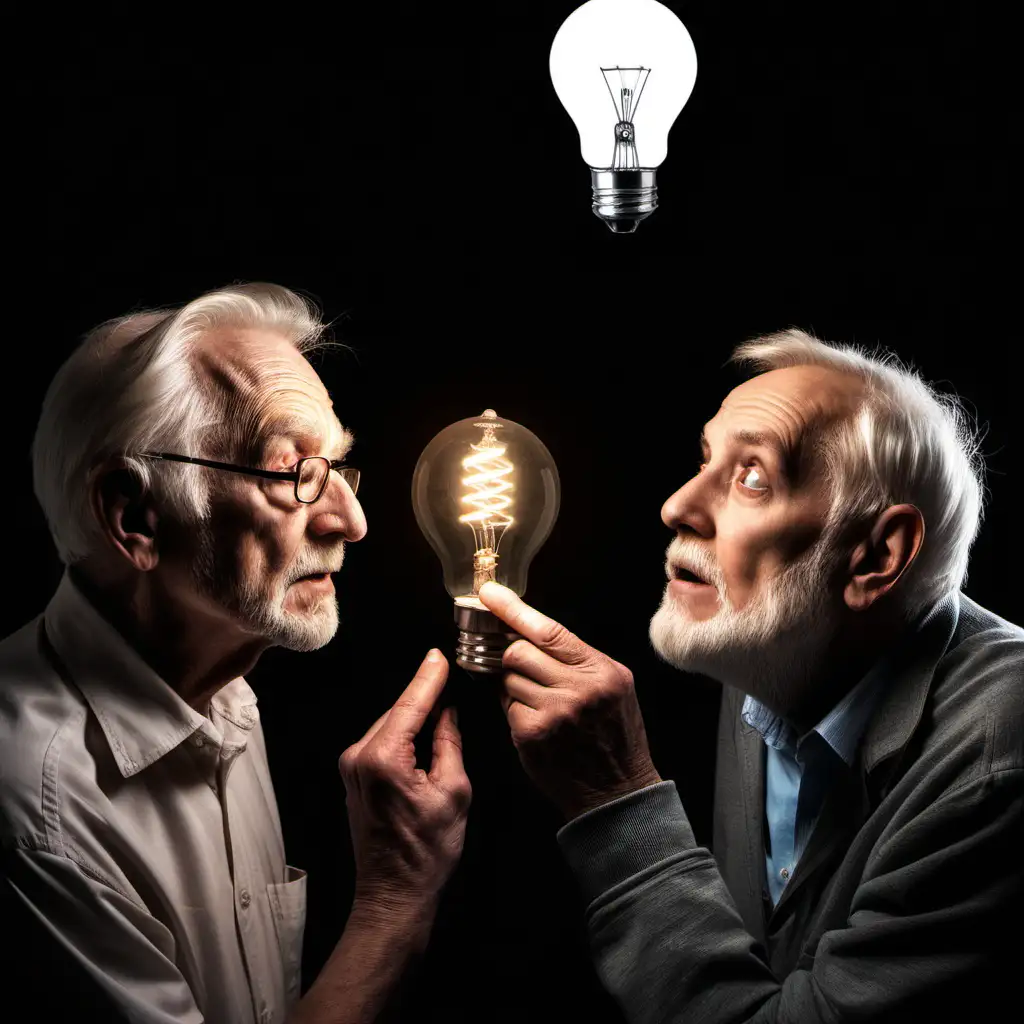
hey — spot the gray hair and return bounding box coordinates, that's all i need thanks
[730,328,988,620]
[32,282,338,566]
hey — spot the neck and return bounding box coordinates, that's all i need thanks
[752,606,909,736]
[70,562,269,713]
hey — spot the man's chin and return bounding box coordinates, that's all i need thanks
[232,592,340,652]
[275,631,336,653]
[650,600,712,670]
[277,600,340,650]
[648,597,754,680]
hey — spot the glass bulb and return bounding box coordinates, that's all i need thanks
[412,409,560,673]
[550,0,698,232]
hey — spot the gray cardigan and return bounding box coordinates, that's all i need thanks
[558,592,1023,1022]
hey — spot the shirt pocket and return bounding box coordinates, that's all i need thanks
[266,865,307,1010]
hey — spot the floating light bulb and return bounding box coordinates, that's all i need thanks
[549,0,698,232]
[412,409,560,674]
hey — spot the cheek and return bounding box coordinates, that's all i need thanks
[235,535,269,580]
[713,511,792,602]
[715,534,761,606]
[218,505,301,581]
[239,532,300,582]
[716,505,828,602]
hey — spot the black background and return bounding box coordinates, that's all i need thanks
[10,2,1019,1021]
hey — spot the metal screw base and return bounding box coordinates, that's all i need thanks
[590,168,658,233]
[454,604,519,675]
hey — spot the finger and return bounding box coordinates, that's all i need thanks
[503,639,573,689]
[501,670,550,711]
[477,582,590,667]
[428,707,469,790]
[384,649,450,740]
[506,697,545,744]
[338,707,391,770]
[351,707,392,754]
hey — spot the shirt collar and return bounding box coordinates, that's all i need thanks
[741,608,933,767]
[811,664,888,766]
[44,569,259,779]
[742,674,886,767]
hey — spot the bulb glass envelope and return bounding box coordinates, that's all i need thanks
[412,411,560,605]
[550,0,697,169]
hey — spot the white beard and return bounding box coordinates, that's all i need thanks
[649,532,845,715]
[191,521,342,653]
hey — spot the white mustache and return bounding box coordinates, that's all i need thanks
[665,538,722,588]
[288,547,345,584]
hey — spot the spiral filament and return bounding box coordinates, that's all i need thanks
[459,418,515,593]
[601,65,651,169]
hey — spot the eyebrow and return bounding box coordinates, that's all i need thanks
[700,428,794,479]
[265,416,354,461]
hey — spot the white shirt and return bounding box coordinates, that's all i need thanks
[0,570,306,1023]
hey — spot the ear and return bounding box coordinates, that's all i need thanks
[89,461,162,572]
[843,503,925,612]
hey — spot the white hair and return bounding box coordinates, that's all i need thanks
[729,328,988,619]
[32,282,338,566]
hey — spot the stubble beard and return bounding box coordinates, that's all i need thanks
[648,532,845,715]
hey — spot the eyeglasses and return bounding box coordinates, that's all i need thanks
[138,452,360,505]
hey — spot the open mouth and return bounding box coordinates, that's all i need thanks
[674,566,712,587]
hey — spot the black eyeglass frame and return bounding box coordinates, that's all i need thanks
[138,451,360,505]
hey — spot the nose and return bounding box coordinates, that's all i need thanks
[308,473,368,542]
[661,471,714,538]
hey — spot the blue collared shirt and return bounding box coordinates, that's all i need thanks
[742,659,890,906]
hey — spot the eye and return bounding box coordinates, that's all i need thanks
[738,465,769,492]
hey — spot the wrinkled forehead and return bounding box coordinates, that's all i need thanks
[717,365,865,436]
[195,327,350,457]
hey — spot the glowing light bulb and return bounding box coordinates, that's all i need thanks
[412,409,560,674]
[549,0,698,233]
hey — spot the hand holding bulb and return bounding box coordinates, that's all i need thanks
[478,581,662,822]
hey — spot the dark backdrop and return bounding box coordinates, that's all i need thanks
[10,3,1018,1021]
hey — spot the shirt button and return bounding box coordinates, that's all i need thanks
[191,734,205,747]
[780,868,790,880]
[240,888,252,910]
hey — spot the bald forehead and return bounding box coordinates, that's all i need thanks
[721,364,864,430]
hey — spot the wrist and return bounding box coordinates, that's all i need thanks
[296,888,440,1022]
[561,767,663,822]
[349,887,440,935]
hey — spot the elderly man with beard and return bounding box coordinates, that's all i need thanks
[479,329,1022,1022]
[0,284,471,1024]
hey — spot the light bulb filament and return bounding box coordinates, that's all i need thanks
[459,444,515,530]
[601,65,651,169]
[459,440,515,593]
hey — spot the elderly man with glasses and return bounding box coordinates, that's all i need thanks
[0,284,470,1024]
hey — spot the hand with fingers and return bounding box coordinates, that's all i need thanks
[477,581,662,823]
[339,649,472,922]
[287,650,472,1024]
